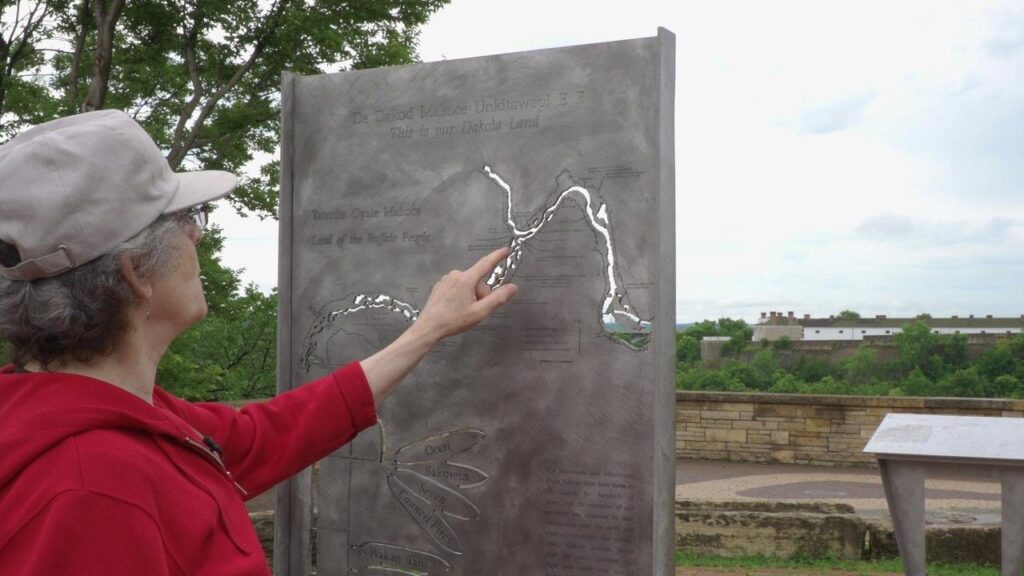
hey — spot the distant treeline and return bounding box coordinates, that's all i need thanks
[676,319,1024,398]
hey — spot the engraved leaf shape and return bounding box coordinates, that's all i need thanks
[400,461,489,490]
[387,475,463,555]
[391,468,481,521]
[349,542,450,575]
[393,429,485,465]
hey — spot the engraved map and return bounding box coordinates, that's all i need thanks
[279,31,674,576]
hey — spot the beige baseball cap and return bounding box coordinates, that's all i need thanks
[0,110,237,281]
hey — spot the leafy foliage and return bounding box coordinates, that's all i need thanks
[2,0,450,217]
[681,318,752,356]
[675,333,700,364]
[677,319,1024,399]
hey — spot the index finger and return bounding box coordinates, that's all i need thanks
[467,246,510,280]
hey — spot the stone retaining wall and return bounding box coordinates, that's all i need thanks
[253,504,1004,567]
[676,391,1024,466]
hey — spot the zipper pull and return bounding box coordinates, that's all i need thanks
[203,436,226,464]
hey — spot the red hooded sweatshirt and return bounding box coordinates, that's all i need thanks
[0,362,377,575]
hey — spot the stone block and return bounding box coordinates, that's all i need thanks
[677,409,701,423]
[828,439,867,451]
[755,404,813,419]
[706,402,755,412]
[770,431,790,444]
[813,408,846,419]
[701,410,740,420]
[732,420,778,430]
[804,418,831,432]
[705,429,746,443]
[747,433,771,444]
[791,435,828,448]
[771,449,796,463]
[687,440,727,450]
[844,414,886,425]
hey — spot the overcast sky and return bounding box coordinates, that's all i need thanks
[217,0,1024,323]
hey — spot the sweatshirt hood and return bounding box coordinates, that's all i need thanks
[0,365,193,492]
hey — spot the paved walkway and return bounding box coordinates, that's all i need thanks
[677,459,1003,525]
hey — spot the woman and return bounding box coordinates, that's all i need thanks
[0,110,516,574]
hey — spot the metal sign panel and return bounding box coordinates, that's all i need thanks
[277,30,675,575]
[864,413,1024,463]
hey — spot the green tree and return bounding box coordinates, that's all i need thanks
[840,347,881,385]
[0,1,71,138]
[2,0,450,216]
[893,321,969,381]
[990,374,1023,398]
[940,367,985,398]
[900,367,932,396]
[977,340,1019,382]
[837,309,861,319]
[769,373,803,394]
[675,333,700,364]
[721,360,758,390]
[935,333,968,373]
[749,349,779,390]
[894,320,943,379]
[788,354,832,383]
[680,318,752,358]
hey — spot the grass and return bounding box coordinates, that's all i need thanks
[676,551,999,575]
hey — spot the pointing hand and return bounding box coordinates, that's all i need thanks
[414,247,518,343]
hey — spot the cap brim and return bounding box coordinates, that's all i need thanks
[162,170,237,214]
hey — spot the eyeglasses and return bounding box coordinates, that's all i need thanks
[182,204,209,228]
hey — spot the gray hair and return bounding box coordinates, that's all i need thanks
[0,216,185,369]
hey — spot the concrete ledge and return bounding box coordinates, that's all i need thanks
[866,522,1001,566]
[675,500,866,560]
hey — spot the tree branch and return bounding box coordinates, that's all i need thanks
[7,1,49,70]
[69,0,89,102]
[168,11,204,164]
[4,0,21,49]
[166,0,293,169]
[80,0,125,111]
[0,0,51,118]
